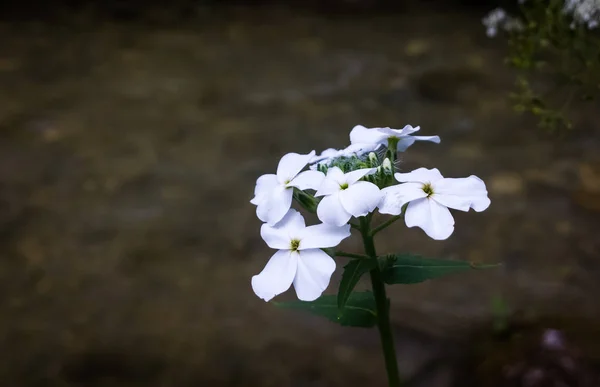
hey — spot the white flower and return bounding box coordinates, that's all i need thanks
[350,125,440,152]
[379,168,490,240]
[482,8,507,37]
[315,167,382,226]
[251,151,324,226]
[564,0,600,29]
[309,143,381,170]
[482,7,524,37]
[252,209,351,302]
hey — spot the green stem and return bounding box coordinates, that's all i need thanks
[386,137,399,167]
[335,251,370,260]
[371,215,403,236]
[359,217,401,387]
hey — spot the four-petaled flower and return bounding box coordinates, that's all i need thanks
[350,125,440,152]
[252,209,351,302]
[378,168,490,240]
[251,151,324,226]
[315,167,382,226]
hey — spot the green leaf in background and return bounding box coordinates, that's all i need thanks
[380,254,499,285]
[338,259,377,310]
[275,291,377,328]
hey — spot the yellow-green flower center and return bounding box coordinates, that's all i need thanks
[422,183,434,197]
[290,239,300,252]
[339,182,349,190]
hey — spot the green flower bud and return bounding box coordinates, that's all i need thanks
[382,158,392,174]
[293,188,319,213]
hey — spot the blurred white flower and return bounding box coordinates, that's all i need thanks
[564,0,600,29]
[379,168,490,240]
[482,8,524,37]
[350,125,440,152]
[252,209,351,302]
[315,167,382,226]
[251,151,324,225]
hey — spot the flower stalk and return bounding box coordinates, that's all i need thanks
[359,216,402,387]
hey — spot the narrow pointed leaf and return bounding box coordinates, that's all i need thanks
[381,254,499,285]
[274,291,377,327]
[321,248,336,258]
[338,259,377,310]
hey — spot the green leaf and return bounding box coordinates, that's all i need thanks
[381,254,499,285]
[321,248,336,258]
[275,291,377,328]
[338,259,377,310]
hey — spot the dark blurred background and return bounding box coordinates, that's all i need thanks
[1,0,600,386]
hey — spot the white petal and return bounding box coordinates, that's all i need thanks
[405,198,455,240]
[289,170,325,190]
[397,135,440,151]
[276,151,316,183]
[250,174,278,205]
[349,125,388,145]
[344,168,377,185]
[339,181,382,217]
[432,175,491,212]
[398,125,421,135]
[378,183,427,215]
[251,250,298,302]
[375,127,400,138]
[311,148,339,163]
[342,142,381,156]
[293,249,336,301]
[315,167,345,197]
[316,193,352,226]
[256,186,293,225]
[412,135,440,143]
[300,222,351,249]
[396,137,417,152]
[260,224,290,250]
[394,168,444,184]
[278,208,307,232]
[260,209,306,249]
[326,166,345,182]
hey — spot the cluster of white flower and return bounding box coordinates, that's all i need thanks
[484,0,600,36]
[564,0,600,29]
[482,7,525,37]
[250,125,490,302]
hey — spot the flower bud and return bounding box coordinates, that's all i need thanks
[368,152,378,166]
[382,158,392,173]
[292,188,318,213]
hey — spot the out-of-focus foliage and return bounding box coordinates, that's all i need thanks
[484,0,600,131]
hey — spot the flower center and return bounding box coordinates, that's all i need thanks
[290,239,301,252]
[339,182,349,190]
[422,182,434,197]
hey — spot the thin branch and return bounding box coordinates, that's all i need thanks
[371,215,403,236]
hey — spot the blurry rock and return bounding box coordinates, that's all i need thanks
[405,39,431,57]
[578,164,600,193]
[449,143,484,159]
[465,323,600,387]
[572,190,600,213]
[490,173,524,195]
[542,329,565,351]
[415,67,495,104]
